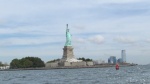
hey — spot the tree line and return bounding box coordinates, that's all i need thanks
[47,59,60,63]
[0,61,8,66]
[10,57,45,69]
[77,57,93,61]
[46,57,92,63]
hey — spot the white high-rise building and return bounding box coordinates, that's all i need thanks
[121,50,126,63]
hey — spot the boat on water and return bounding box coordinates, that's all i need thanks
[116,63,119,70]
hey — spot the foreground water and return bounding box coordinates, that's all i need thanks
[1,65,150,84]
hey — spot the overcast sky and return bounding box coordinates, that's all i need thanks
[0,0,150,65]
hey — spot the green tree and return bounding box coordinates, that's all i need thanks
[47,59,60,63]
[10,59,21,68]
[78,57,92,62]
[0,61,2,66]
[10,57,45,69]
[24,59,33,68]
[20,58,33,68]
[24,57,45,67]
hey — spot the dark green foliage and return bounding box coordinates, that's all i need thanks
[47,59,60,63]
[0,61,4,66]
[10,57,45,69]
[10,59,21,68]
[78,57,92,61]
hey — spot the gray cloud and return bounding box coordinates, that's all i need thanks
[73,38,86,44]
[73,35,104,45]
[0,0,150,64]
[95,0,142,4]
[145,39,150,43]
[88,35,104,44]
[114,36,136,44]
[0,36,64,46]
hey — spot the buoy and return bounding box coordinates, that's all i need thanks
[116,63,119,70]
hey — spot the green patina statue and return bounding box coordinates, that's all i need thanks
[65,24,72,46]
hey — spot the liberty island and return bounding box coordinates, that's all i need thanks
[4,24,137,70]
[45,24,94,68]
[0,24,136,70]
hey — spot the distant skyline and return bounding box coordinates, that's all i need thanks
[0,0,150,65]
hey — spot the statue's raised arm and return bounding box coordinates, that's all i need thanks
[65,24,72,46]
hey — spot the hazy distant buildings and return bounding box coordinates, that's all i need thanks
[108,56,116,64]
[117,50,126,63]
[121,50,126,63]
[94,59,105,64]
[0,66,10,70]
[117,58,123,63]
[107,50,127,64]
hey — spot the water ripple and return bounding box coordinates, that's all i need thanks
[0,65,150,84]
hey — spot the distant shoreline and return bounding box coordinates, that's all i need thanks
[0,63,137,71]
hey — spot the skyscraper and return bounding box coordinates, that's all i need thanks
[121,50,126,63]
[108,56,116,64]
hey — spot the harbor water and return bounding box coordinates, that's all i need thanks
[0,65,150,84]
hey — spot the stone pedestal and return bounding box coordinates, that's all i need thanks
[62,46,74,60]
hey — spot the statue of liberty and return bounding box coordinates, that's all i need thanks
[65,24,72,46]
